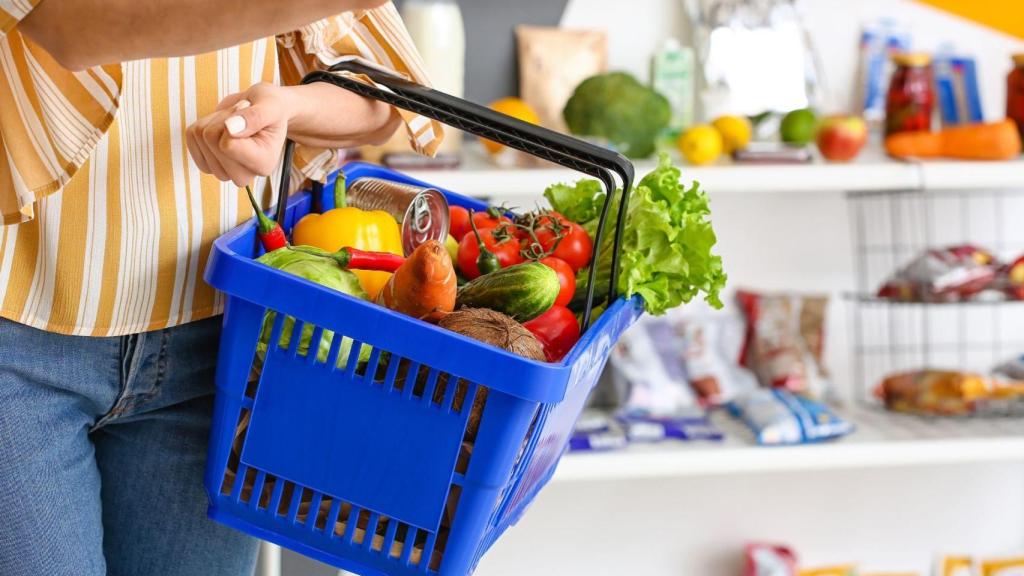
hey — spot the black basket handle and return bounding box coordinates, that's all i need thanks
[275,57,634,332]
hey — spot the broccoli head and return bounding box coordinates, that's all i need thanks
[563,72,671,159]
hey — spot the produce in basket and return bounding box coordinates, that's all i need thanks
[456,262,560,322]
[375,240,456,323]
[548,154,726,316]
[438,308,546,439]
[292,204,403,299]
[254,247,370,367]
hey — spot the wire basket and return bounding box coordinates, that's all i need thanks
[202,60,641,576]
[848,187,1024,404]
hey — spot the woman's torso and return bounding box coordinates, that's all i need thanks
[0,41,276,336]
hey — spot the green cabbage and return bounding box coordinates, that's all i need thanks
[255,247,371,367]
[546,154,726,315]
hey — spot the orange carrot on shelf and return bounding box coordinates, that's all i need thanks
[884,119,1022,160]
[376,240,457,323]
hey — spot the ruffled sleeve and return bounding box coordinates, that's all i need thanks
[276,1,444,184]
[0,4,121,224]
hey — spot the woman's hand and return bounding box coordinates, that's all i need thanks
[187,82,400,186]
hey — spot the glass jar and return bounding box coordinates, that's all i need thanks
[1007,53,1024,142]
[885,53,934,135]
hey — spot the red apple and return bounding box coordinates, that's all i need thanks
[816,115,867,162]
[1007,256,1024,300]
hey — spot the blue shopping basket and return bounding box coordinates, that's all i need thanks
[203,59,639,576]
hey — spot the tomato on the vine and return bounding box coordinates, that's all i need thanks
[535,221,593,272]
[523,305,581,362]
[539,256,575,307]
[449,206,472,241]
[456,228,523,279]
[471,208,513,233]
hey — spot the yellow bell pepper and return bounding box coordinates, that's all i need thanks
[292,206,403,298]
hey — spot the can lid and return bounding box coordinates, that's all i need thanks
[892,52,931,67]
[1013,53,1024,66]
[401,189,449,256]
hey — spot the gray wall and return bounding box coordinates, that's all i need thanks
[395,0,570,104]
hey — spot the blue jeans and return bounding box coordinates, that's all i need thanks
[0,316,258,576]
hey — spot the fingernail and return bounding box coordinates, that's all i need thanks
[234,99,251,110]
[225,115,246,136]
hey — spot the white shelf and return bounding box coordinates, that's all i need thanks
[402,146,1024,199]
[551,408,1024,482]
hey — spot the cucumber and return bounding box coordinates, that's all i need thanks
[456,262,559,321]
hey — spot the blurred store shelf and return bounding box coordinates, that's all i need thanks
[552,407,1024,482]
[404,146,1024,199]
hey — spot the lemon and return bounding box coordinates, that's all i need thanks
[481,98,541,155]
[712,115,752,154]
[678,125,723,165]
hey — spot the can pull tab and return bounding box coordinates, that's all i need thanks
[411,194,433,237]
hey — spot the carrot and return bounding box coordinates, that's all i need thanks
[375,239,456,323]
[885,119,1022,160]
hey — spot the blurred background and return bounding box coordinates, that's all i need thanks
[264,0,1024,574]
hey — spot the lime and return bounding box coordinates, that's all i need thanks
[780,108,817,145]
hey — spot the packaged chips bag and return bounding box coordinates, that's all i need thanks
[799,566,858,576]
[981,556,1024,576]
[730,388,853,445]
[877,245,1000,302]
[936,555,975,576]
[737,290,830,397]
[746,543,798,576]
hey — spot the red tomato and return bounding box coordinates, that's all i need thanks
[457,229,523,278]
[523,305,581,362]
[540,256,575,307]
[471,209,513,233]
[449,206,471,241]
[535,222,593,272]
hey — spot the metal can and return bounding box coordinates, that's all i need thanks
[345,177,450,256]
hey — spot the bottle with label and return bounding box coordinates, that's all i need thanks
[366,0,465,166]
[649,38,695,139]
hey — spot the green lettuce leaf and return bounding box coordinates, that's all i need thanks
[557,153,726,315]
[543,179,606,224]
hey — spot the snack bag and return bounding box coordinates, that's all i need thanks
[877,370,989,415]
[937,555,975,576]
[877,245,999,302]
[609,316,699,417]
[569,410,627,452]
[746,543,798,576]
[619,410,724,443]
[737,291,830,397]
[679,313,759,405]
[730,388,853,445]
[799,566,858,576]
[981,556,1024,576]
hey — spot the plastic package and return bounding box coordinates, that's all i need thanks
[609,317,697,416]
[937,556,975,576]
[737,290,830,397]
[516,26,606,132]
[746,543,798,576]
[877,245,1000,303]
[877,370,1024,417]
[981,556,1024,576]
[679,313,759,406]
[799,567,858,576]
[730,388,853,445]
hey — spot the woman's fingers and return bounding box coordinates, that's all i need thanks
[200,106,258,186]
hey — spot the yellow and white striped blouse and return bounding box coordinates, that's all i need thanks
[0,1,442,336]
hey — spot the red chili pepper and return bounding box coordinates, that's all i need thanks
[290,245,405,272]
[245,185,288,252]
